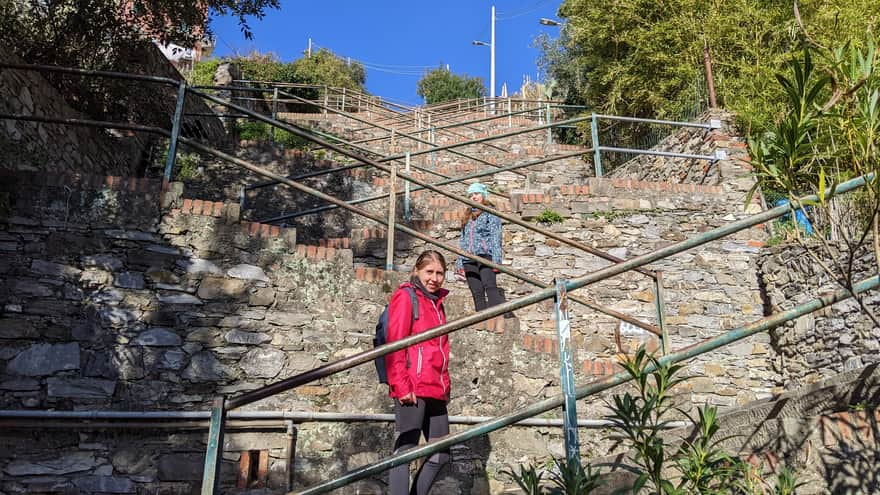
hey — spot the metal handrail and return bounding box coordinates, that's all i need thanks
[296,274,880,494]
[1,409,651,428]
[0,62,797,494]
[258,150,590,221]
[227,172,872,411]
[192,91,658,284]
[276,89,525,177]
[0,105,658,337]
[0,62,180,86]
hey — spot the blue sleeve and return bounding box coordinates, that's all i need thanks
[456,220,469,271]
[490,215,502,264]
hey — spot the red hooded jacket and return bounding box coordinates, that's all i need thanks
[384,281,450,402]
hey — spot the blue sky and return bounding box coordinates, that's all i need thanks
[208,1,563,106]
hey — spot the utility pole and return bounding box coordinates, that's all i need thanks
[490,4,495,103]
[307,38,312,58]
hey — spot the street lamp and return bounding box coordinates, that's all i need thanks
[472,4,496,106]
[539,18,561,26]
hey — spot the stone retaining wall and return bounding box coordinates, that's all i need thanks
[0,46,146,176]
[759,242,880,389]
[0,171,602,493]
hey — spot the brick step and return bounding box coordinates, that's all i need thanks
[509,177,729,219]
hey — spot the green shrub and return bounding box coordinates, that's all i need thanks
[276,129,310,149]
[175,152,201,180]
[187,59,221,87]
[155,147,201,180]
[236,120,271,141]
[503,347,803,494]
[235,120,310,150]
[536,209,565,224]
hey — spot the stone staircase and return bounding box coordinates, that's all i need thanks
[185,107,771,411]
[0,102,787,494]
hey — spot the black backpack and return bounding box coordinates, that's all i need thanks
[374,287,419,384]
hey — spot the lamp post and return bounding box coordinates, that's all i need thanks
[472,4,495,110]
[539,18,561,26]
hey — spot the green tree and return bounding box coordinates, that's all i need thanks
[226,49,366,90]
[546,0,880,132]
[749,35,880,325]
[291,49,366,91]
[416,67,486,104]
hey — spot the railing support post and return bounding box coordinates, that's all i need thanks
[654,271,669,354]
[590,113,602,177]
[386,163,397,271]
[430,126,436,170]
[554,279,581,468]
[341,87,346,112]
[200,396,227,495]
[271,87,279,142]
[404,152,411,222]
[508,98,512,128]
[546,102,553,145]
[163,80,187,182]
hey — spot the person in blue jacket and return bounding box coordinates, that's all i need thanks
[455,182,507,311]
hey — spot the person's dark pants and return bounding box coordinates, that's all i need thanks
[390,397,450,495]
[463,261,505,311]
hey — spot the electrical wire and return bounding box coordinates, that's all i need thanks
[310,41,433,76]
[496,0,554,20]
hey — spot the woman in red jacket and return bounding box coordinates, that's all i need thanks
[385,250,451,495]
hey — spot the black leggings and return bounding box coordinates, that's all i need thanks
[463,261,505,311]
[390,398,450,495]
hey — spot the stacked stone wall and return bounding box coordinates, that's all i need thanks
[0,171,596,493]
[759,242,880,390]
[0,47,146,176]
[0,43,229,179]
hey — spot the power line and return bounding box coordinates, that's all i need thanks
[311,41,433,74]
[496,0,554,20]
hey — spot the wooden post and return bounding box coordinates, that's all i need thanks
[703,39,718,108]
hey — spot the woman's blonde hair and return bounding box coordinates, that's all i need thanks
[412,250,447,274]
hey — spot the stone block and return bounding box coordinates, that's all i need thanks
[227,264,269,282]
[240,347,284,378]
[249,287,276,306]
[112,272,145,289]
[73,476,135,493]
[0,318,38,339]
[4,452,97,476]
[131,327,182,347]
[47,377,116,399]
[181,351,230,382]
[197,277,249,300]
[157,454,205,481]
[225,330,272,345]
[6,342,79,376]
